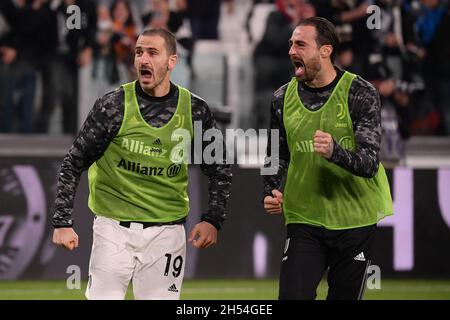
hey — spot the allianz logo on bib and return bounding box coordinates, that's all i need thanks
[121,138,167,158]
[295,139,314,153]
[117,158,182,178]
[118,158,164,176]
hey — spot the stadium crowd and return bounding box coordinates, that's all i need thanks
[0,0,449,160]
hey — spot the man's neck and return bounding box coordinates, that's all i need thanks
[304,63,337,88]
[141,80,171,98]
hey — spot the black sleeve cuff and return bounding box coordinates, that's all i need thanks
[200,215,222,231]
[52,219,74,228]
[328,137,340,163]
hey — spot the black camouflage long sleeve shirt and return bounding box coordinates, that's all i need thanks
[263,68,382,199]
[53,82,232,230]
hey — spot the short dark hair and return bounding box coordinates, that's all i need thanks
[139,28,177,55]
[297,17,339,63]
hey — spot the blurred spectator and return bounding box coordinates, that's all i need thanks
[142,0,194,86]
[335,41,355,72]
[331,0,374,76]
[312,0,337,21]
[91,3,120,98]
[34,0,97,135]
[111,0,137,81]
[186,0,234,40]
[166,0,195,55]
[0,0,448,139]
[143,0,171,29]
[417,0,450,135]
[169,1,195,77]
[245,0,276,43]
[371,0,418,78]
[34,1,59,133]
[252,0,316,129]
[142,0,189,36]
[0,0,45,134]
[367,61,412,163]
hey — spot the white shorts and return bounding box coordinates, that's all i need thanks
[85,216,186,300]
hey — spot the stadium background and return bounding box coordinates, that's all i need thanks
[1,0,450,299]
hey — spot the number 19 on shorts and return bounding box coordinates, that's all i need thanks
[164,253,183,277]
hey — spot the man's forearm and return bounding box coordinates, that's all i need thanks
[328,140,379,178]
[262,158,289,200]
[200,164,232,230]
[263,93,290,200]
[52,153,84,227]
[52,95,119,227]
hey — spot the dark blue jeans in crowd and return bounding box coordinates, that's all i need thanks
[0,61,36,134]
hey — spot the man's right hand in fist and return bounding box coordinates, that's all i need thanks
[264,189,283,214]
[53,227,79,251]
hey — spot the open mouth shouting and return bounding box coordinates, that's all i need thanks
[292,59,305,78]
[140,68,153,82]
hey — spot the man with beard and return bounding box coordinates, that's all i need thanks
[262,17,393,300]
[52,28,232,299]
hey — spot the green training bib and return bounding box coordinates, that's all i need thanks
[283,72,393,229]
[88,81,193,222]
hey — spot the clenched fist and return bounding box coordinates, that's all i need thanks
[313,130,334,159]
[188,221,218,249]
[53,227,79,251]
[264,189,283,214]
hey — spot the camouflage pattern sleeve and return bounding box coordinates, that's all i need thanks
[191,94,232,230]
[328,76,381,178]
[192,94,233,231]
[262,85,291,202]
[52,88,124,227]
